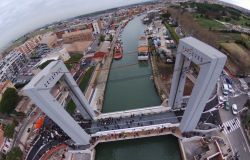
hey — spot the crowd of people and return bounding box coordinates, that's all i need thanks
[90,126,179,145]
[88,113,158,133]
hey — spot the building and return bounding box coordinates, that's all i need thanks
[15,96,34,114]
[0,125,4,153]
[0,51,27,82]
[0,80,15,101]
[14,35,42,56]
[55,30,66,39]
[37,48,71,67]
[40,33,58,48]
[47,48,71,61]
[62,29,93,43]
[34,43,51,57]
[0,125,13,154]
[23,61,95,145]
[92,20,102,34]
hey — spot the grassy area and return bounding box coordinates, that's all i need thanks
[79,67,95,92]
[66,54,83,63]
[66,100,76,114]
[64,53,83,69]
[226,16,250,27]
[164,22,179,43]
[220,43,250,68]
[65,66,95,114]
[216,32,242,42]
[194,16,225,30]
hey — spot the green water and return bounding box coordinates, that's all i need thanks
[97,16,181,160]
[95,135,181,160]
[103,15,161,113]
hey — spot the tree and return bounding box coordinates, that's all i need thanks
[108,34,113,42]
[6,147,22,160]
[245,99,250,109]
[99,34,105,42]
[4,123,15,138]
[0,88,19,114]
[162,11,171,20]
[225,17,231,22]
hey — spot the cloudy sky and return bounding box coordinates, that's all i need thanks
[222,0,250,10]
[0,0,150,51]
[0,0,249,51]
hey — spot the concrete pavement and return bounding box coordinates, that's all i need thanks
[219,94,250,159]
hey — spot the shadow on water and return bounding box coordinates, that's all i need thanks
[95,135,181,160]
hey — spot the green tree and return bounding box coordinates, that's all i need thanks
[0,88,19,114]
[6,147,22,160]
[4,123,15,138]
[109,34,113,42]
[66,100,76,114]
[224,17,231,22]
[162,11,171,20]
[99,34,105,42]
[245,99,250,109]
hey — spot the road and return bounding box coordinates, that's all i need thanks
[14,107,41,147]
[219,94,250,159]
[80,111,179,134]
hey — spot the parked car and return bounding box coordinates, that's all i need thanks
[231,104,238,115]
[224,101,230,111]
[228,84,235,93]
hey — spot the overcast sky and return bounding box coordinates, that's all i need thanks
[222,0,250,10]
[0,0,249,51]
[0,0,150,51]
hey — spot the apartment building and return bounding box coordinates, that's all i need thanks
[92,20,101,34]
[14,35,42,56]
[0,51,27,82]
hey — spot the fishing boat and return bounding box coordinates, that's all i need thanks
[113,43,123,60]
[137,36,149,61]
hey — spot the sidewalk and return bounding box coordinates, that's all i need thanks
[88,25,122,112]
[90,123,181,148]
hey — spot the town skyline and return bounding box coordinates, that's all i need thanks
[0,0,150,51]
[0,0,249,52]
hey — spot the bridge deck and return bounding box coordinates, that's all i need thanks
[80,111,179,134]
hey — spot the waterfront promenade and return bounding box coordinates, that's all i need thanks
[87,24,123,112]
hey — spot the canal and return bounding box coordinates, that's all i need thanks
[96,16,181,160]
[103,15,161,113]
[95,135,181,160]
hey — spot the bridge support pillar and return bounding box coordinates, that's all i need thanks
[168,37,226,132]
[23,61,95,145]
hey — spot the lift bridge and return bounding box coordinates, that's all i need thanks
[23,37,226,145]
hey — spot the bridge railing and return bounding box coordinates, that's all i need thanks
[98,105,169,119]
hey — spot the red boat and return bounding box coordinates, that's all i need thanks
[113,43,123,60]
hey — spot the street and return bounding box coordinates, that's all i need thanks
[219,94,250,159]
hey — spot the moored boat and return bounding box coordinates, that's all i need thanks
[113,43,123,60]
[137,36,149,61]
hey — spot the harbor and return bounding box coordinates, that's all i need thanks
[102,15,161,113]
[93,15,181,160]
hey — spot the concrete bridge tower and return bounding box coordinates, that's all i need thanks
[23,61,95,145]
[168,37,226,132]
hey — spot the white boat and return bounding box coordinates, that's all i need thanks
[137,36,149,61]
